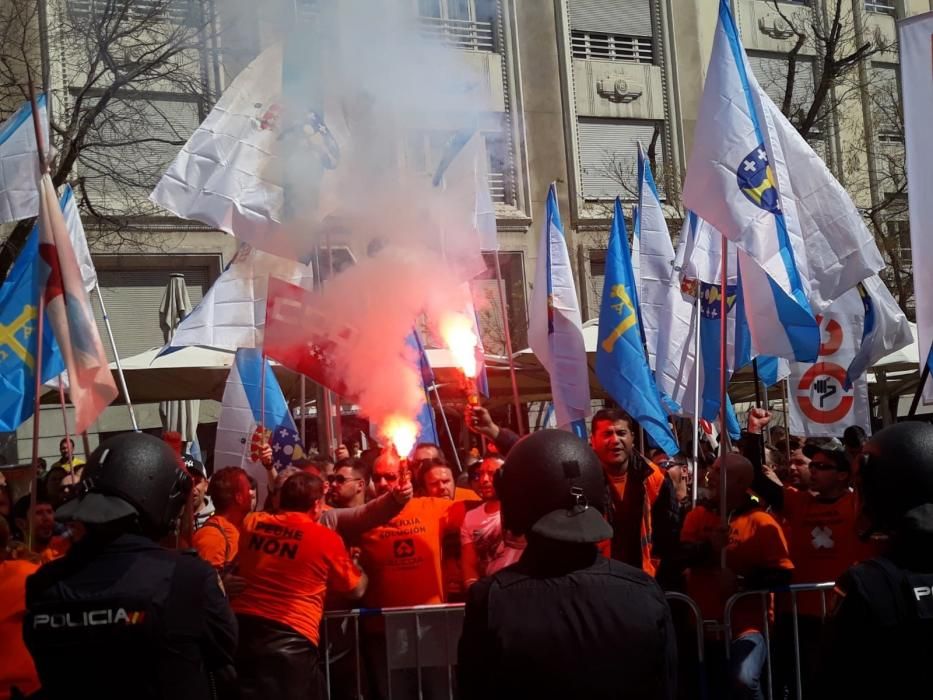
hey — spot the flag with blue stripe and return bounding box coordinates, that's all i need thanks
[528,184,591,437]
[596,198,679,455]
[683,0,820,362]
[843,276,912,389]
[406,329,439,445]
[0,228,65,431]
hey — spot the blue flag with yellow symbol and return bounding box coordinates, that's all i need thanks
[0,229,65,431]
[596,199,679,456]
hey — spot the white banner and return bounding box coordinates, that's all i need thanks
[788,290,870,438]
[901,12,933,403]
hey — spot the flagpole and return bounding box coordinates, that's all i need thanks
[260,352,267,437]
[93,285,139,431]
[692,289,701,507]
[57,381,74,467]
[26,69,46,552]
[719,233,729,540]
[300,374,307,441]
[492,252,525,434]
[430,384,463,474]
[781,377,792,466]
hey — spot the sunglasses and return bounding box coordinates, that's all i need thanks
[327,474,363,485]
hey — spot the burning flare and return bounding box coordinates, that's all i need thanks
[382,415,418,458]
[439,312,479,378]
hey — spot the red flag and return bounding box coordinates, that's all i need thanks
[263,276,351,397]
[37,174,118,432]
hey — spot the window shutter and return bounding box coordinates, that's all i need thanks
[92,266,210,361]
[577,119,660,199]
[568,0,653,37]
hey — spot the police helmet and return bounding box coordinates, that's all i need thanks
[56,432,191,536]
[859,422,933,533]
[497,429,612,543]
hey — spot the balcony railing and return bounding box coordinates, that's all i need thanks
[487,171,506,203]
[417,16,495,52]
[571,31,654,64]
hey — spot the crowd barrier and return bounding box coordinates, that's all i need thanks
[320,583,836,699]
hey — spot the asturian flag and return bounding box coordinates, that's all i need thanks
[0,93,48,225]
[527,184,591,436]
[166,244,315,351]
[36,174,118,433]
[684,0,821,362]
[596,199,678,454]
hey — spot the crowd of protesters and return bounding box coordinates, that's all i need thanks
[0,403,922,699]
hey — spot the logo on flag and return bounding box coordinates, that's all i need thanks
[269,424,305,469]
[736,144,780,213]
[699,282,737,321]
[0,305,37,368]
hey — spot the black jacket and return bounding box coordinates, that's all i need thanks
[458,539,677,700]
[24,532,237,700]
[818,504,933,700]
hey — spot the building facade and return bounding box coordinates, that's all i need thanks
[2,0,926,464]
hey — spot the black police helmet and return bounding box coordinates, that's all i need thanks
[56,433,191,536]
[497,429,612,544]
[859,422,933,533]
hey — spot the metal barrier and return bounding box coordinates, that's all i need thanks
[321,594,707,700]
[723,582,836,700]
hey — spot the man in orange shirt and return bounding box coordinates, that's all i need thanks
[12,494,70,562]
[234,471,366,700]
[680,454,793,700]
[193,467,252,599]
[589,408,682,576]
[359,450,463,699]
[0,517,39,700]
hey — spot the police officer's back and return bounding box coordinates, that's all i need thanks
[23,433,238,700]
[819,422,933,700]
[458,430,677,700]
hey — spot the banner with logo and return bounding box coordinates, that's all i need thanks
[900,12,933,403]
[788,290,870,438]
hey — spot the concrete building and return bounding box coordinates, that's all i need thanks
[3,0,926,465]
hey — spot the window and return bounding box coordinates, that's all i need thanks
[571,31,653,63]
[872,63,903,145]
[864,0,895,14]
[406,130,512,205]
[747,52,816,126]
[78,94,203,214]
[416,0,496,51]
[577,119,663,200]
[67,0,201,26]
[92,265,212,361]
[589,249,607,277]
[475,252,528,353]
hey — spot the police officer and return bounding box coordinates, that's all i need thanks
[818,422,933,700]
[23,433,238,700]
[458,430,677,699]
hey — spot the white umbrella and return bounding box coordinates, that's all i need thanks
[159,274,200,442]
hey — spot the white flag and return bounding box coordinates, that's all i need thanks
[151,45,320,264]
[844,275,912,389]
[901,12,933,403]
[60,185,98,293]
[0,94,48,225]
[167,244,315,351]
[527,184,591,435]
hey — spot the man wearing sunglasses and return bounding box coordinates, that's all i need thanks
[327,459,368,508]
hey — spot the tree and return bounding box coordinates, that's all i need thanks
[0,0,216,278]
[759,0,912,313]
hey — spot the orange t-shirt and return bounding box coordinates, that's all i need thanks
[233,511,362,645]
[681,504,794,637]
[359,497,456,608]
[192,514,240,571]
[0,559,40,700]
[781,488,870,616]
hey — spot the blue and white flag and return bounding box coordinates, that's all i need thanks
[528,184,591,436]
[596,199,678,454]
[406,329,439,445]
[844,275,912,390]
[632,144,675,374]
[0,228,65,431]
[215,348,300,487]
[59,185,98,293]
[0,93,48,225]
[683,0,820,362]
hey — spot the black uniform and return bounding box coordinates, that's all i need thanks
[24,532,238,700]
[458,540,677,700]
[818,504,933,700]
